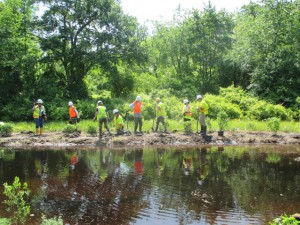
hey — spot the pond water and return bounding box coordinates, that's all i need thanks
[1,145,300,225]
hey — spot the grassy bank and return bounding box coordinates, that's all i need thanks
[10,118,300,134]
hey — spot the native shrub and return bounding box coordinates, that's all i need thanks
[217,111,230,131]
[3,177,30,224]
[0,123,13,137]
[269,214,299,225]
[267,117,281,133]
[41,215,64,225]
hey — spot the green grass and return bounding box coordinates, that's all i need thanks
[9,118,300,134]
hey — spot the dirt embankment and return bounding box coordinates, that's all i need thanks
[1,131,300,149]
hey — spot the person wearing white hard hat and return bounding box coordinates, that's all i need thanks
[129,96,143,134]
[68,101,79,125]
[154,98,167,132]
[93,100,111,138]
[33,98,47,135]
[113,109,124,135]
[197,94,209,136]
[182,99,192,122]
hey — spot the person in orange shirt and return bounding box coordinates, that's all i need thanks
[68,101,79,124]
[129,96,143,134]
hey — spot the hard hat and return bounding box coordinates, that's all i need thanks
[68,101,73,106]
[113,109,119,114]
[197,95,203,100]
[36,99,43,104]
[156,97,160,102]
[136,96,141,101]
[183,99,189,104]
[97,100,102,105]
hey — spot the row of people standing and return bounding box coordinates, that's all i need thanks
[33,95,209,137]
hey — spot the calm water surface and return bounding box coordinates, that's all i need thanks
[0,145,300,225]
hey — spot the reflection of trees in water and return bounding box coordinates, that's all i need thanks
[1,147,300,224]
[223,148,300,222]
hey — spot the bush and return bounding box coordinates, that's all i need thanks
[0,123,13,137]
[267,117,281,133]
[87,125,97,136]
[269,214,299,225]
[62,124,77,133]
[204,94,243,119]
[0,218,10,225]
[3,177,30,224]
[183,121,193,135]
[217,111,230,131]
[41,215,64,225]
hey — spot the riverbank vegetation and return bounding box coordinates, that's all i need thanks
[0,0,299,126]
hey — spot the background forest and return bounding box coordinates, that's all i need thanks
[0,0,299,122]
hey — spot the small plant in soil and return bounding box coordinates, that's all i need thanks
[63,124,77,133]
[217,111,229,132]
[0,123,13,137]
[267,117,280,134]
[183,121,193,135]
[87,125,97,136]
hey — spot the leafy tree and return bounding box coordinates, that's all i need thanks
[0,0,40,107]
[231,0,300,107]
[36,0,145,98]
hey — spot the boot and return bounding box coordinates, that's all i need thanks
[200,125,204,135]
[202,126,206,136]
[35,128,40,136]
[134,122,138,134]
[155,123,159,132]
[40,128,43,135]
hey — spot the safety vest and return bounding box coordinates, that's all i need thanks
[199,100,209,115]
[33,106,45,119]
[114,115,124,130]
[69,105,77,118]
[156,102,165,117]
[96,106,107,120]
[133,101,142,114]
[182,105,192,120]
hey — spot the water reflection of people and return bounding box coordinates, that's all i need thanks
[197,148,209,186]
[134,149,143,176]
[183,152,193,176]
[70,150,79,171]
[35,151,48,179]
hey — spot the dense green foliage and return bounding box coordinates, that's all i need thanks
[0,0,299,122]
[3,176,30,224]
[269,214,300,225]
[0,122,13,136]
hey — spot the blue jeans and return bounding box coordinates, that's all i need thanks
[34,117,44,128]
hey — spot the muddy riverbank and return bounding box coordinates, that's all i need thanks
[1,131,300,149]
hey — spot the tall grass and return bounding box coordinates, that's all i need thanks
[10,118,300,134]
